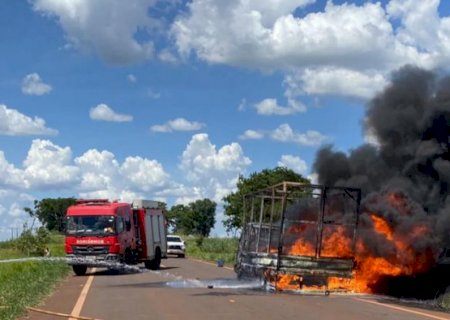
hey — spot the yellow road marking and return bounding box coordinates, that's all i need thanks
[69,269,96,320]
[354,298,450,320]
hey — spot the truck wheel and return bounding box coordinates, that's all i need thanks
[72,265,87,276]
[147,248,161,270]
[124,249,134,264]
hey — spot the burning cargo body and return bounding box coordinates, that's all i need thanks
[235,181,361,293]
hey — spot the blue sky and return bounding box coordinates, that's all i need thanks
[0,0,449,239]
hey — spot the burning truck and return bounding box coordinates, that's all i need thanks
[235,181,361,293]
[235,181,449,296]
[236,66,450,297]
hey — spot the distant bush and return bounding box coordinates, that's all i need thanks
[435,288,450,311]
[14,226,50,256]
[185,236,238,265]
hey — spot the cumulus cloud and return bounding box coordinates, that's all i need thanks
[0,152,27,188]
[120,156,169,191]
[278,154,308,174]
[254,98,306,115]
[239,125,327,147]
[179,133,251,202]
[89,104,133,122]
[271,124,328,146]
[23,140,80,189]
[239,129,264,140]
[21,73,53,95]
[0,104,58,136]
[171,0,450,99]
[286,68,389,100]
[75,149,172,200]
[0,190,35,240]
[151,118,205,132]
[32,0,157,65]
[0,134,253,238]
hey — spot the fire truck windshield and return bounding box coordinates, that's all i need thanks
[66,216,116,236]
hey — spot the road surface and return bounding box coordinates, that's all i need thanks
[22,257,450,320]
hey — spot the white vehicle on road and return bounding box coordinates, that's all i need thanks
[167,235,186,258]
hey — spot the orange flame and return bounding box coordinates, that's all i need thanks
[273,193,435,293]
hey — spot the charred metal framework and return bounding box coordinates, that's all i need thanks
[235,181,361,291]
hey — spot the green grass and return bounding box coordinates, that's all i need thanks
[46,233,66,257]
[0,232,70,319]
[435,291,450,310]
[0,260,70,320]
[185,237,239,265]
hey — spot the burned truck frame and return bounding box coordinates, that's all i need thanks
[235,181,361,291]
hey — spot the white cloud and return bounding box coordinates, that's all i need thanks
[238,98,247,111]
[89,104,133,122]
[171,0,449,99]
[32,0,157,65]
[0,190,35,240]
[239,129,264,140]
[271,124,328,146]
[74,149,120,192]
[21,73,52,96]
[74,148,172,201]
[254,98,305,115]
[151,118,205,132]
[127,74,137,83]
[23,139,80,189]
[287,68,389,100]
[0,152,27,188]
[158,49,178,64]
[278,154,308,174]
[387,0,443,50]
[120,156,169,191]
[179,133,251,202]
[0,104,58,136]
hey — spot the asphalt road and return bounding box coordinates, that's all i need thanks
[22,257,450,320]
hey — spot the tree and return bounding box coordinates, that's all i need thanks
[25,198,77,233]
[190,199,216,237]
[166,204,192,234]
[167,199,216,237]
[222,167,309,233]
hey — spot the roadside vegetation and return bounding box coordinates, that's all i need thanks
[0,230,70,320]
[183,236,239,265]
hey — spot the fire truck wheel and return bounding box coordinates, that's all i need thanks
[72,265,87,276]
[146,248,161,270]
[124,249,134,264]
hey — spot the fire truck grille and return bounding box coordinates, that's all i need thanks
[72,245,109,255]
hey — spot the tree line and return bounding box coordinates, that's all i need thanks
[25,167,308,237]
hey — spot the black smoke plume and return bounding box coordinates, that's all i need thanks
[313,66,450,296]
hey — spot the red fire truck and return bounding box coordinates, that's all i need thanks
[65,199,167,276]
